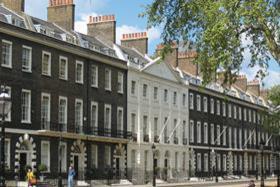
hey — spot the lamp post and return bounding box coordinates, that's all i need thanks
[277,152,280,187]
[0,88,12,187]
[260,139,265,187]
[152,143,156,187]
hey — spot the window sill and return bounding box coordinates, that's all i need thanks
[105,88,112,92]
[22,69,32,73]
[1,64,12,69]
[21,121,31,124]
[75,81,84,85]
[59,77,68,81]
[118,91,124,94]
[42,73,51,77]
[91,85,98,88]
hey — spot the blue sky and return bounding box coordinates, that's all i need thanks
[25,0,279,88]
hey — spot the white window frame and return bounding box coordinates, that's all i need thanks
[90,101,98,128]
[131,113,136,133]
[91,65,98,88]
[41,93,51,124]
[22,45,32,72]
[58,96,68,126]
[41,141,50,172]
[204,153,208,172]
[21,89,31,123]
[4,139,10,168]
[197,153,201,171]
[1,40,12,68]
[203,96,207,112]
[228,104,232,118]
[153,87,158,100]
[217,125,220,145]
[75,60,84,84]
[210,98,214,114]
[42,51,51,76]
[211,123,214,145]
[222,102,226,117]
[216,100,220,115]
[143,84,148,98]
[75,99,83,128]
[117,72,124,94]
[104,104,112,130]
[189,93,194,110]
[190,120,194,143]
[204,122,208,144]
[131,80,136,95]
[59,142,67,172]
[197,121,201,143]
[244,108,247,121]
[59,56,68,80]
[105,68,111,91]
[197,95,201,111]
[117,107,124,131]
[2,86,11,121]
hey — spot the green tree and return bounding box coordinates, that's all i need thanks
[144,0,280,85]
[268,85,280,106]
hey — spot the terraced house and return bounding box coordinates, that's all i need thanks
[164,45,280,180]
[0,0,130,184]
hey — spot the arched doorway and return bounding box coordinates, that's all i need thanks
[70,140,87,180]
[113,144,126,179]
[14,134,36,180]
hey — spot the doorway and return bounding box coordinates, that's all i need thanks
[74,155,79,180]
[19,153,27,180]
[164,159,168,180]
[116,157,120,179]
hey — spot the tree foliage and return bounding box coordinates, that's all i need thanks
[144,0,280,85]
[268,84,280,106]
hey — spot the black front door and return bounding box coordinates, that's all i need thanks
[116,158,120,179]
[19,153,27,180]
[164,159,168,180]
[74,156,79,180]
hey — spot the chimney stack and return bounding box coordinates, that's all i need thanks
[177,51,198,76]
[87,15,116,43]
[0,0,25,12]
[47,0,75,31]
[260,89,269,101]
[247,79,260,96]
[233,75,247,92]
[121,32,148,55]
[156,42,178,68]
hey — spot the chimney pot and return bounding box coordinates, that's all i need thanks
[121,32,148,54]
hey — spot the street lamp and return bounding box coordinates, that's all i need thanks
[277,152,280,187]
[260,139,265,187]
[0,88,12,187]
[152,143,156,187]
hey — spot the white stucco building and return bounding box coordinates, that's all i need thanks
[115,43,190,184]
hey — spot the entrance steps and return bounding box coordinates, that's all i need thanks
[76,180,90,186]
[111,179,133,186]
[16,181,28,187]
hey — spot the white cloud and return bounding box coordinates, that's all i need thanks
[116,25,161,44]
